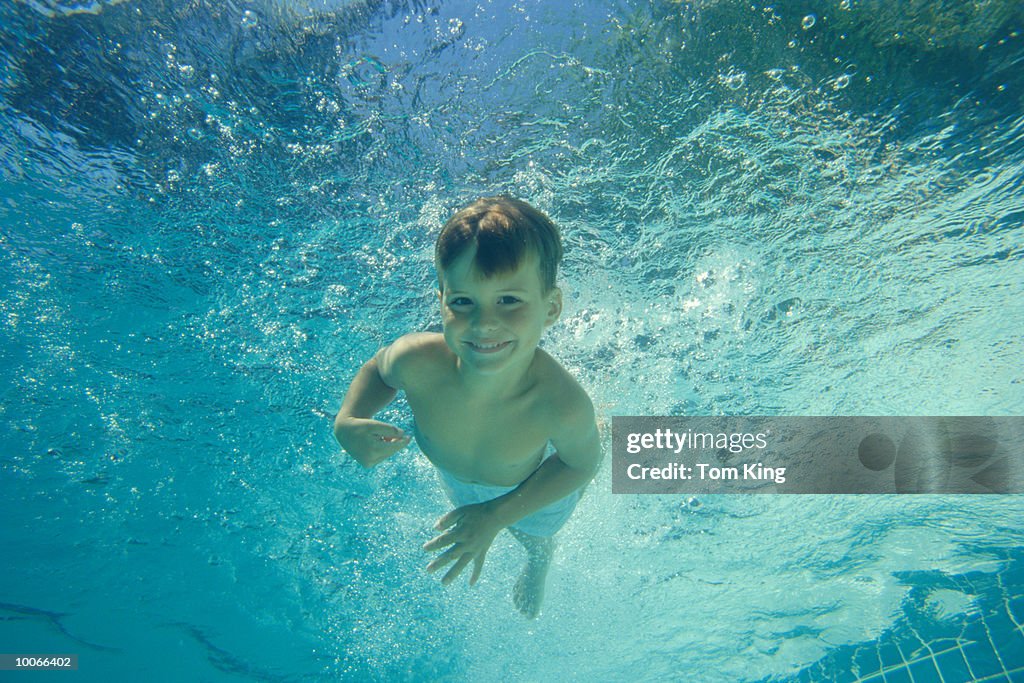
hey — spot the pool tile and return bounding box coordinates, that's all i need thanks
[1007,597,1024,626]
[959,638,1002,680]
[907,657,942,683]
[880,663,913,683]
[933,650,972,682]
[988,618,1024,669]
[879,642,905,670]
[854,644,884,678]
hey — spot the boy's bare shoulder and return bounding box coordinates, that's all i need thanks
[534,350,601,470]
[377,332,451,389]
[534,349,595,424]
[387,332,447,356]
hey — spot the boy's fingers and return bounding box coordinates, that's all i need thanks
[442,555,472,585]
[377,429,409,443]
[434,509,461,531]
[425,544,462,572]
[469,556,485,586]
[422,531,455,552]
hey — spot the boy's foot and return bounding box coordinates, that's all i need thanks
[511,536,554,619]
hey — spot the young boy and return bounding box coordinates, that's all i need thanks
[333,196,601,618]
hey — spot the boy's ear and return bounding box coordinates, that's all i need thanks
[545,287,563,326]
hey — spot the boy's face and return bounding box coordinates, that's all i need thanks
[437,246,562,377]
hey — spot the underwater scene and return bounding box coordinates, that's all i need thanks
[1,0,1022,680]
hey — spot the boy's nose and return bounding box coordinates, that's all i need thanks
[472,308,499,331]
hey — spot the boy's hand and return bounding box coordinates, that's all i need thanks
[422,503,505,586]
[334,416,411,468]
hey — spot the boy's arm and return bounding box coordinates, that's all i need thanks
[333,342,411,468]
[336,346,400,419]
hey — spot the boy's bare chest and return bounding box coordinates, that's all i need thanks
[405,383,551,485]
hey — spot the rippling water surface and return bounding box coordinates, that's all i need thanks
[1,1,1022,680]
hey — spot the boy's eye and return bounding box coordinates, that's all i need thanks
[498,296,521,304]
[448,297,472,307]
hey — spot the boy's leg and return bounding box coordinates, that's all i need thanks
[508,527,555,619]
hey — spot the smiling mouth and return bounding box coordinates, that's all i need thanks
[465,340,512,353]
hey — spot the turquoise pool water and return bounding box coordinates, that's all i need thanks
[1,1,1022,680]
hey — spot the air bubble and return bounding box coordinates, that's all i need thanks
[720,71,746,90]
[241,10,258,29]
[833,74,850,90]
[802,15,816,30]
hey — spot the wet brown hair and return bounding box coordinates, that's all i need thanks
[435,196,562,293]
